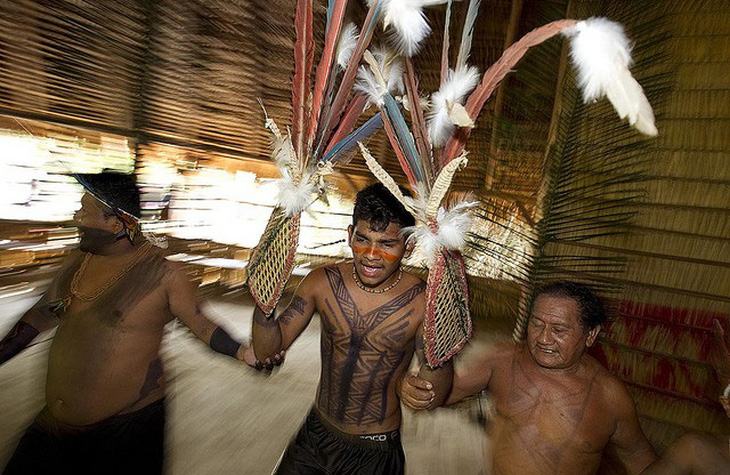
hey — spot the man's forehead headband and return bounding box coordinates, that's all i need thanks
[73,172,142,243]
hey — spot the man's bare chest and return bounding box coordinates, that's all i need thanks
[54,252,171,328]
[492,372,611,454]
[320,307,419,354]
[317,266,425,354]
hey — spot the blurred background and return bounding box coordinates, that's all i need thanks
[0,0,728,473]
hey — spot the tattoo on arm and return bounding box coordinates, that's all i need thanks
[0,321,40,365]
[277,296,307,326]
[209,327,242,358]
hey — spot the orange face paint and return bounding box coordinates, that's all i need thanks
[351,244,402,262]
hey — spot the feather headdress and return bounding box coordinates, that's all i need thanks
[358,5,659,367]
[248,0,387,316]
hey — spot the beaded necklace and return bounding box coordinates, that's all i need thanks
[70,241,152,302]
[351,265,403,294]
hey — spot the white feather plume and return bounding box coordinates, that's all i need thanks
[276,169,316,217]
[404,200,478,267]
[564,17,658,136]
[354,47,405,106]
[336,23,359,70]
[369,0,450,57]
[427,65,480,147]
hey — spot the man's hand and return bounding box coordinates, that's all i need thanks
[711,319,730,385]
[240,345,286,371]
[400,373,435,410]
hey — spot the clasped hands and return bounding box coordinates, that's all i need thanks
[241,346,286,371]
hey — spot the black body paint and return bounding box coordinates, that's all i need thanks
[210,327,241,358]
[320,267,425,425]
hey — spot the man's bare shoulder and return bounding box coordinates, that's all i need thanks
[58,249,84,268]
[467,339,518,373]
[402,269,426,287]
[585,354,635,410]
[303,265,333,284]
[155,251,193,288]
[293,265,337,298]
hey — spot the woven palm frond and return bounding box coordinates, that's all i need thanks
[246,207,301,316]
[424,249,472,366]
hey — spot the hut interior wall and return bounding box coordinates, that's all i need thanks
[537,0,730,448]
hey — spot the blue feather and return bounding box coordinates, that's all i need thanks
[326,0,334,34]
[322,113,383,164]
[382,93,423,183]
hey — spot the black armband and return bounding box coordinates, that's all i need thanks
[209,327,241,359]
[0,321,40,365]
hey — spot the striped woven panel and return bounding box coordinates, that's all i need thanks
[424,249,472,368]
[246,207,300,316]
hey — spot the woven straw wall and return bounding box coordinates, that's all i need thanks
[538,0,730,447]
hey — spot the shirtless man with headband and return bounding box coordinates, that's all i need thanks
[1,172,255,474]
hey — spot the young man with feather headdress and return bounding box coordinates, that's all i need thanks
[0,172,257,474]
[246,182,453,474]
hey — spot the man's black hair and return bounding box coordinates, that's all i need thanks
[353,182,415,232]
[535,281,607,330]
[73,171,141,219]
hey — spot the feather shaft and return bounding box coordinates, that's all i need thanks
[321,94,368,158]
[291,0,315,167]
[442,19,578,164]
[307,0,348,150]
[322,113,384,165]
[320,1,383,149]
[456,0,481,70]
[404,57,434,182]
[380,107,418,186]
[441,0,453,83]
[383,92,423,183]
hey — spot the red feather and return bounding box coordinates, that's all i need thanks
[318,0,382,151]
[404,58,433,180]
[381,109,417,187]
[440,0,452,84]
[291,0,315,166]
[306,0,348,151]
[441,19,578,164]
[322,94,368,158]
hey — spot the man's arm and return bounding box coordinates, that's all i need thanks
[0,305,58,365]
[0,264,67,365]
[251,270,318,368]
[400,341,503,410]
[607,379,657,474]
[166,264,250,362]
[398,323,454,409]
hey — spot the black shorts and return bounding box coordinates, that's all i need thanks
[3,398,165,475]
[274,408,405,475]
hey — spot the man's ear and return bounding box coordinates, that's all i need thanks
[109,215,124,234]
[586,325,601,347]
[347,225,353,245]
[403,234,415,259]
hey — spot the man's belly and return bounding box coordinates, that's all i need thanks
[46,322,163,425]
[489,417,603,475]
[314,373,404,435]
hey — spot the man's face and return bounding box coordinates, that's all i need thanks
[73,193,121,253]
[527,295,599,370]
[348,220,410,288]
